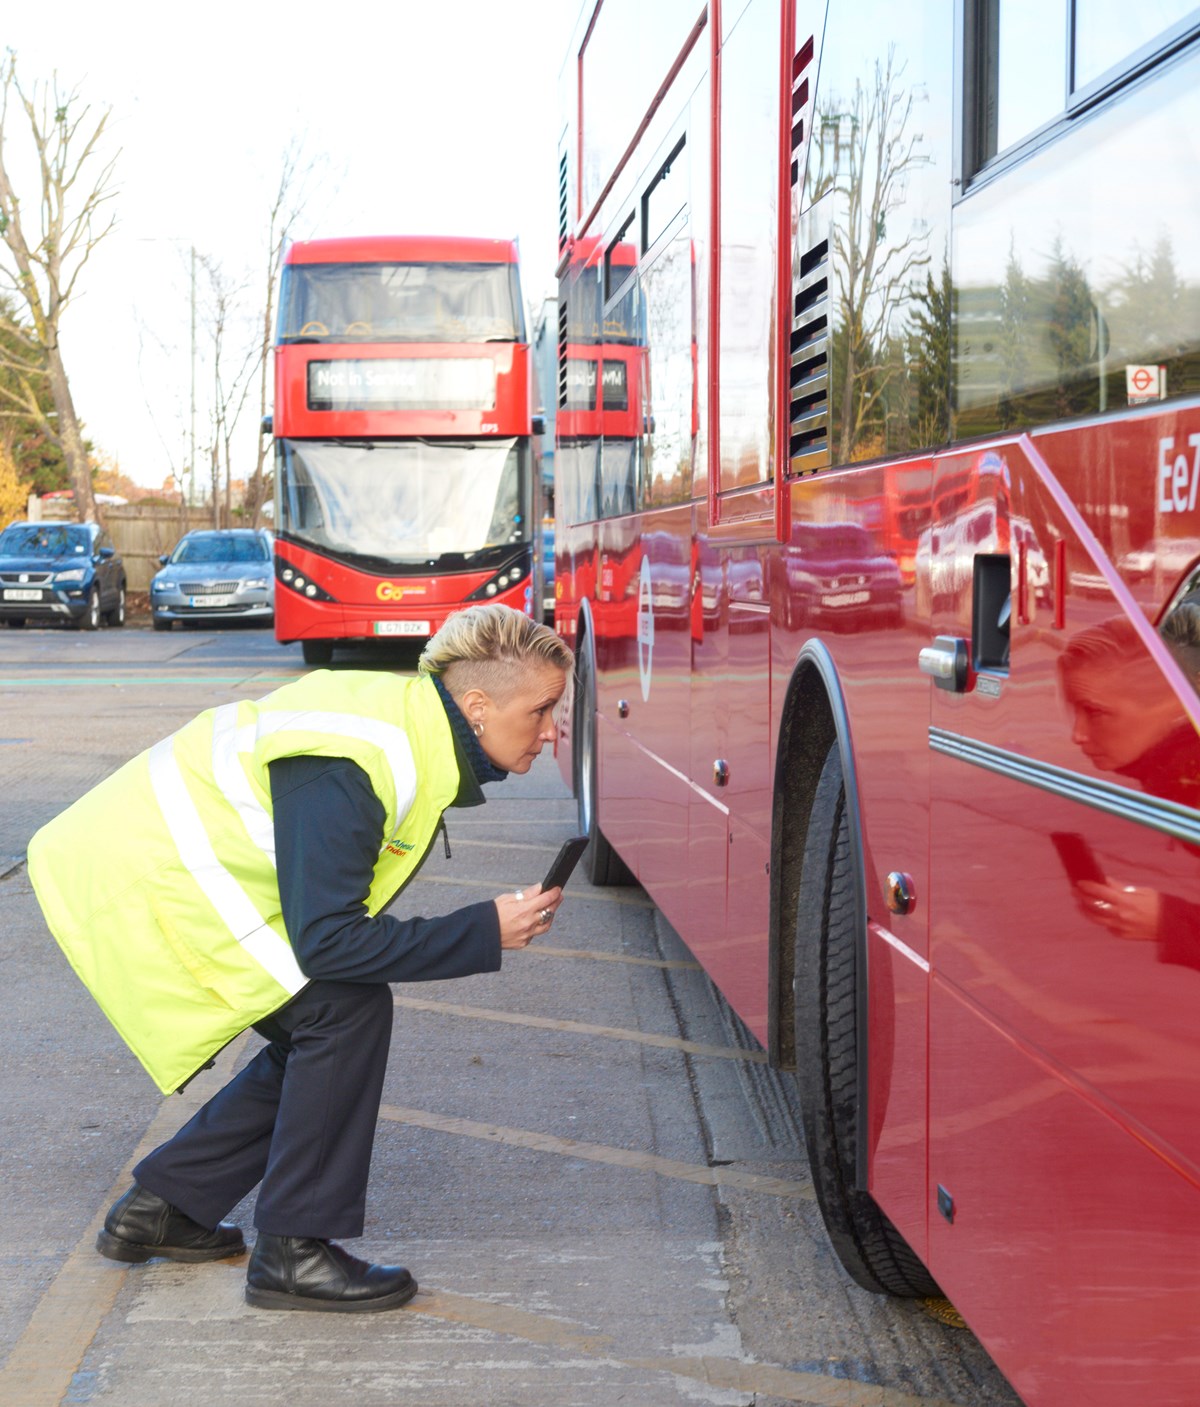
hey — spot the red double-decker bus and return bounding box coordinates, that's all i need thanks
[554,4,1200,1404]
[272,235,539,664]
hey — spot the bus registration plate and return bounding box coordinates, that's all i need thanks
[374,620,429,636]
[3,589,42,601]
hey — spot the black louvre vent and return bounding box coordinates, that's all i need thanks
[557,297,569,410]
[790,240,829,472]
[558,152,569,254]
[788,35,829,474]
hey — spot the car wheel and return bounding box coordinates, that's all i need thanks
[152,617,172,632]
[302,639,334,666]
[79,587,101,632]
[575,637,635,887]
[104,582,126,627]
[6,617,25,628]
[794,741,939,1298]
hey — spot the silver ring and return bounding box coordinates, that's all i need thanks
[538,908,552,924]
[513,890,525,901]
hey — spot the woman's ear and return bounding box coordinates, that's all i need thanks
[457,686,489,732]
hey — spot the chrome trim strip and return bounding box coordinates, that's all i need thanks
[930,727,1200,845]
[622,729,730,815]
[872,924,930,974]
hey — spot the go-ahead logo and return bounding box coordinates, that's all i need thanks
[375,582,427,601]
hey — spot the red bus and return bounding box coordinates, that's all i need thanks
[553,4,1200,1404]
[272,235,540,664]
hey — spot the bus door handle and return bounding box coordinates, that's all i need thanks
[918,636,969,692]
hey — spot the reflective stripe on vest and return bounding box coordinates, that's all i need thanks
[147,735,308,996]
[148,702,422,997]
[209,702,420,865]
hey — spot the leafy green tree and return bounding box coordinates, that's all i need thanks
[907,254,952,447]
[0,294,69,495]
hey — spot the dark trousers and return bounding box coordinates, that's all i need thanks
[135,981,394,1240]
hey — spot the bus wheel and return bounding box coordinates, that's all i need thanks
[302,640,334,666]
[794,741,939,1298]
[575,641,635,887]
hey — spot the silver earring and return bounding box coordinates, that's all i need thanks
[473,721,484,737]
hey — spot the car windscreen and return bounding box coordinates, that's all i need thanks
[0,524,90,557]
[170,536,269,564]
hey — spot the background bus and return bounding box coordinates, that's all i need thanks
[272,235,541,664]
[553,4,1200,1404]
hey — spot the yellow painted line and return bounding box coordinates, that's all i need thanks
[525,943,702,971]
[415,872,655,907]
[377,1104,812,1199]
[409,1289,964,1407]
[624,1352,966,1407]
[392,994,767,1063]
[0,1038,249,1407]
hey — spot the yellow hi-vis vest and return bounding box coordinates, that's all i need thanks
[28,671,461,1094]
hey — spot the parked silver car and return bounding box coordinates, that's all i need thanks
[151,528,274,630]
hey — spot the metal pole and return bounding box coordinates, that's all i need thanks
[189,245,197,507]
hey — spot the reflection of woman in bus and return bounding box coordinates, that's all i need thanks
[1058,612,1200,968]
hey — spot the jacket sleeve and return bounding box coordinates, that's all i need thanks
[268,754,502,983]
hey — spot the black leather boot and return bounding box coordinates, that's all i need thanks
[245,1234,417,1313]
[96,1184,245,1263]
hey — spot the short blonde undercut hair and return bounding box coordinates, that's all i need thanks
[418,604,574,702]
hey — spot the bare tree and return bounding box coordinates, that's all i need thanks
[197,252,258,528]
[247,138,324,527]
[0,53,117,522]
[815,48,930,462]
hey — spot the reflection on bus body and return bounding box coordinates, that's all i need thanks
[1058,613,1200,967]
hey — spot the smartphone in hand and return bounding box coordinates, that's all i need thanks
[541,835,589,893]
[1050,831,1106,886]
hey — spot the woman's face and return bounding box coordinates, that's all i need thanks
[473,663,568,774]
[1064,665,1182,772]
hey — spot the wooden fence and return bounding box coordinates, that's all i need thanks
[105,506,218,591]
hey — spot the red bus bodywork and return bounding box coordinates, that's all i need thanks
[553,4,1200,1404]
[273,236,538,657]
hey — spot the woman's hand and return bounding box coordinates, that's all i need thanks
[494,883,564,949]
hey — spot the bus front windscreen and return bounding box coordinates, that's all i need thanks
[276,438,528,565]
[278,262,524,344]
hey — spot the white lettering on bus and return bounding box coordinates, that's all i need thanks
[1157,435,1200,513]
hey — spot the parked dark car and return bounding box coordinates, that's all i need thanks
[150,528,274,630]
[777,521,902,631]
[0,521,126,630]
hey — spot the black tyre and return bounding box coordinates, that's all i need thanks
[574,638,635,886]
[79,587,101,632]
[794,741,939,1297]
[104,582,126,627]
[7,617,25,628]
[302,639,334,666]
[152,616,172,632]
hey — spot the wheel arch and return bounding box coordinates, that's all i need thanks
[769,640,870,1186]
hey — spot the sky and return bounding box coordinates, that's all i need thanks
[3,0,583,489]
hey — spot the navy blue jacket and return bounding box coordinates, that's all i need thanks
[269,745,502,986]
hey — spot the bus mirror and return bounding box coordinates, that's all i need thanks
[532,414,546,436]
[260,414,274,436]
